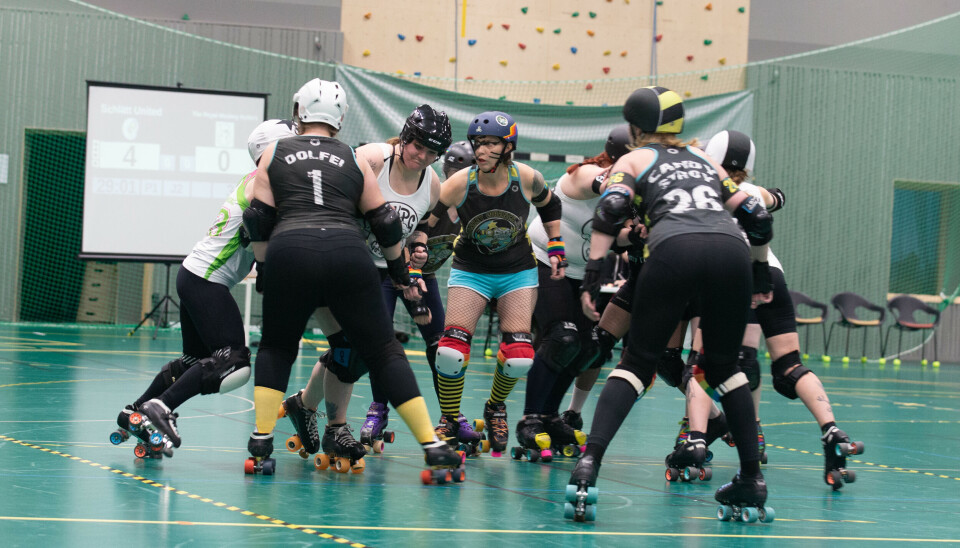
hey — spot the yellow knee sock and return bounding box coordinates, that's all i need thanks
[396,396,439,444]
[490,367,519,403]
[254,386,285,434]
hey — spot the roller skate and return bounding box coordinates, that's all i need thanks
[315,423,367,474]
[110,404,174,459]
[560,409,583,431]
[244,432,276,475]
[821,425,864,490]
[715,471,774,523]
[757,420,768,465]
[674,416,714,463]
[563,454,600,522]
[511,415,553,462]
[482,400,509,457]
[420,440,467,485]
[278,390,319,459]
[665,438,712,482]
[140,399,181,448]
[544,413,586,458]
[359,402,395,453]
[436,414,487,457]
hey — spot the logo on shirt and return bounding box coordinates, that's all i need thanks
[464,209,523,254]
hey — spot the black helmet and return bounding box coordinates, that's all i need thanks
[605,124,633,162]
[623,86,684,134]
[442,141,476,178]
[704,130,756,173]
[399,104,452,154]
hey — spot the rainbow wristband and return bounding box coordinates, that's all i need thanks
[408,266,423,279]
[547,236,566,259]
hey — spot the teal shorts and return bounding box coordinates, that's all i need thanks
[447,267,539,300]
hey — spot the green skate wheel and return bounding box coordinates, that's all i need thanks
[741,507,759,523]
[584,504,596,521]
[717,505,733,521]
[586,486,598,504]
[563,502,575,520]
[760,506,775,523]
[511,447,523,460]
[565,484,578,502]
[682,467,695,482]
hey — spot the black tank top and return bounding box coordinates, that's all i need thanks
[421,202,461,276]
[452,165,536,274]
[635,144,743,252]
[267,135,364,237]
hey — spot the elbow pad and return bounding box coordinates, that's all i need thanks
[767,188,785,212]
[592,187,632,236]
[734,196,774,245]
[242,199,277,242]
[364,203,403,248]
[536,193,562,223]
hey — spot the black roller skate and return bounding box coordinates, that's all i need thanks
[757,420,768,465]
[244,432,276,475]
[544,413,587,458]
[821,425,864,490]
[359,402,395,453]
[436,414,487,457]
[140,399,182,448]
[563,454,600,522]
[715,472,774,523]
[278,390,320,459]
[110,404,174,459]
[561,409,584,431]
[482,400,509,457]
[674,416,714,463]
[420,441,467,485]
[315,423,367,474]
[665,438,712,482]
[511,415,553,462]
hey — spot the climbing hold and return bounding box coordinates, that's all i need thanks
[704,39,713,45]
[500,60,508,66]
[449,56,457,62]
[502,23,511,30]
[655,34,663,42]
[398,34,406,41]
[738,6,746,13]
[566,101,574,105]
[552,63,560,70]
[705,3,713,10]
[656,0,663,4]
[687,54,694,61]
[603,50,611,56]
[587,30,595,36]
[487,23,493,30]
[414,71,422,76]
[572,11,580,17]
[521,7,528,14]
[533,98,541,104]
[553,28,562,34]
[363,49,371,57]
[416,35,424,42]
[700,74,709,81]
[571,47,578,54]
[537,26,544,33]
[684,91,692,97]
[602,66,610,74]
[468,39,477,46]
[585,83,594,90]
[518,42,527,49]
[718,57,726,65]
[396,70,405,75]
[499,95,507,100]
[589,11,597,18]
[363,12,372,19]
[620,50,628,56]
[181,13,190,20]
[466,76,474,80]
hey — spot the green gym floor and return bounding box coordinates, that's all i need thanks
[1,324,958,547]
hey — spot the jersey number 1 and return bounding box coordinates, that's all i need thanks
[309,169,324,205]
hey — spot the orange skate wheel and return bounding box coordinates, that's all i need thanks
[134,444,148,458]
[335,457,351,473]
[129,413,143,426]
[351,458,366,473]
[420,469,433,485]
[372,440,385,453]
[277,404,287,419]
[286,436,302,453]
[244,457,256,474]
[315,453,330,471]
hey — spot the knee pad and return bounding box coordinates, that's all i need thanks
[537,321,580,373]
[589,325,620,370]
[609,362,654,400]
[771,351,810,400]
[739,346,761,391]
[656,347,685,388]
[199,346,251,394]
[324,332,368,384]
[437,327,472,377]
[709,371,749,398]
[425,332,442,369]
[567,329,600,374]
[498,332,534,379]
[160,355,200,388]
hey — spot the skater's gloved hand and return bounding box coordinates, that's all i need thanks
[411,298,432,325]
[254,261,266,294]
[579,258,604,321]
[408,242,429,269]
[751,261,773,309]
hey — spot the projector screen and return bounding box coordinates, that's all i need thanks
[81,82,267,262]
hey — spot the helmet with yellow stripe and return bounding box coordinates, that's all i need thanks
[622,86,684,134]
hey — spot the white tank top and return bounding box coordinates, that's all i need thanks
[181,171,256,287]
[738,182,783,272]
[363,143,435,268]
[529,172,601,280]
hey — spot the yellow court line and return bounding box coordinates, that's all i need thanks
[0,378,122,389]
[1,515,956,542]
[0,435,372,547]
[766,443,960,482]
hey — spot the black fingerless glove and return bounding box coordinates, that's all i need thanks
[255,262,266,294]
[386,256,411,287]
[580,258,604,302]
[752,261,773,295]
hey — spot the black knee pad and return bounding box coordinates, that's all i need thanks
[537,321,581,373]
[198,346,251,394]
[589,325,620,370]
[656,347,685,388]
[566,329,600,375]
[756,268,797,338]
[610,360,656,395]
[702,359,741,391]
[160,355,199,388]
[323,333,368,384]
[771,350,810,400]
[739,346,761,391]
[425,332,442,369]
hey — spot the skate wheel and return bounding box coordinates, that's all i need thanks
[717,505,733,521]
[134,444,148,458]
[584,504,596,522]
[562,445,577,458]
[352,458,366,474]
[682,467,695,482]
[700,467,712,481]
[586,486,599,504]
[129,412,143,426]
[383,431,396,443]
[109,431,126,445]
[474,419,485,431]
[277,404,286,419]
[666,468,680,482]
[453,468,466,482]
[490,450,502,458]
[372,440,385,453]
[480,439,490,453]
[315,453,330,471]
[563,502,575,520]
[298,449,309,459]
[244,457,256,474]
[540,449,553,462]
[286,436,302,453]
[527,449,539,463]
[704,450,714,464]
[261,458,276,476]
[826,470,843,489]
[420,470,433,485]
[741,507,759,523]
[843,469,856,483]
[335,457,351,473]
[510,447,523,460]
[760,506,775,523]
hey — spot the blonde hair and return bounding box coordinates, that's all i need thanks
[627,126,698,150]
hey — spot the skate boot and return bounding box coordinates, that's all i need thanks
[316,423,367,474]
[704,413,736,463]
[821,425,864,490]
[715,471,774,523]
[560,409,583,431]
[665,438,712,482]
[482,400,509,457]
[563,454,600,522]
[110,404,173,459]
[244,432,276,475]
[511,415,553,462]
[434,414,459,445]
[544,413,587,458]
[278,390,320,458]
[420,441,467,485]
[359,402,395,453]
[757,420,768,465]
[455,414,487,456]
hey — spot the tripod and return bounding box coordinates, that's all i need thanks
[129,262,180,339]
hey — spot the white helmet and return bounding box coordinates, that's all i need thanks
[704,130,756,173]
[247,119,297,163]
[293,78,348,130]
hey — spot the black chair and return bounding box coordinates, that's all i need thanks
[824,292,885,363]
[789,290,828,360]
[884,295,941,366]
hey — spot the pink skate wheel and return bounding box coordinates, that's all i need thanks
[491,450,502,458]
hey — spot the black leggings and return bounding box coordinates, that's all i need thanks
[176,267,246,358]
[253,230,420,406]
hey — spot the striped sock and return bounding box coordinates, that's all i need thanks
[489,366,519,403]
[437,373,465,417]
